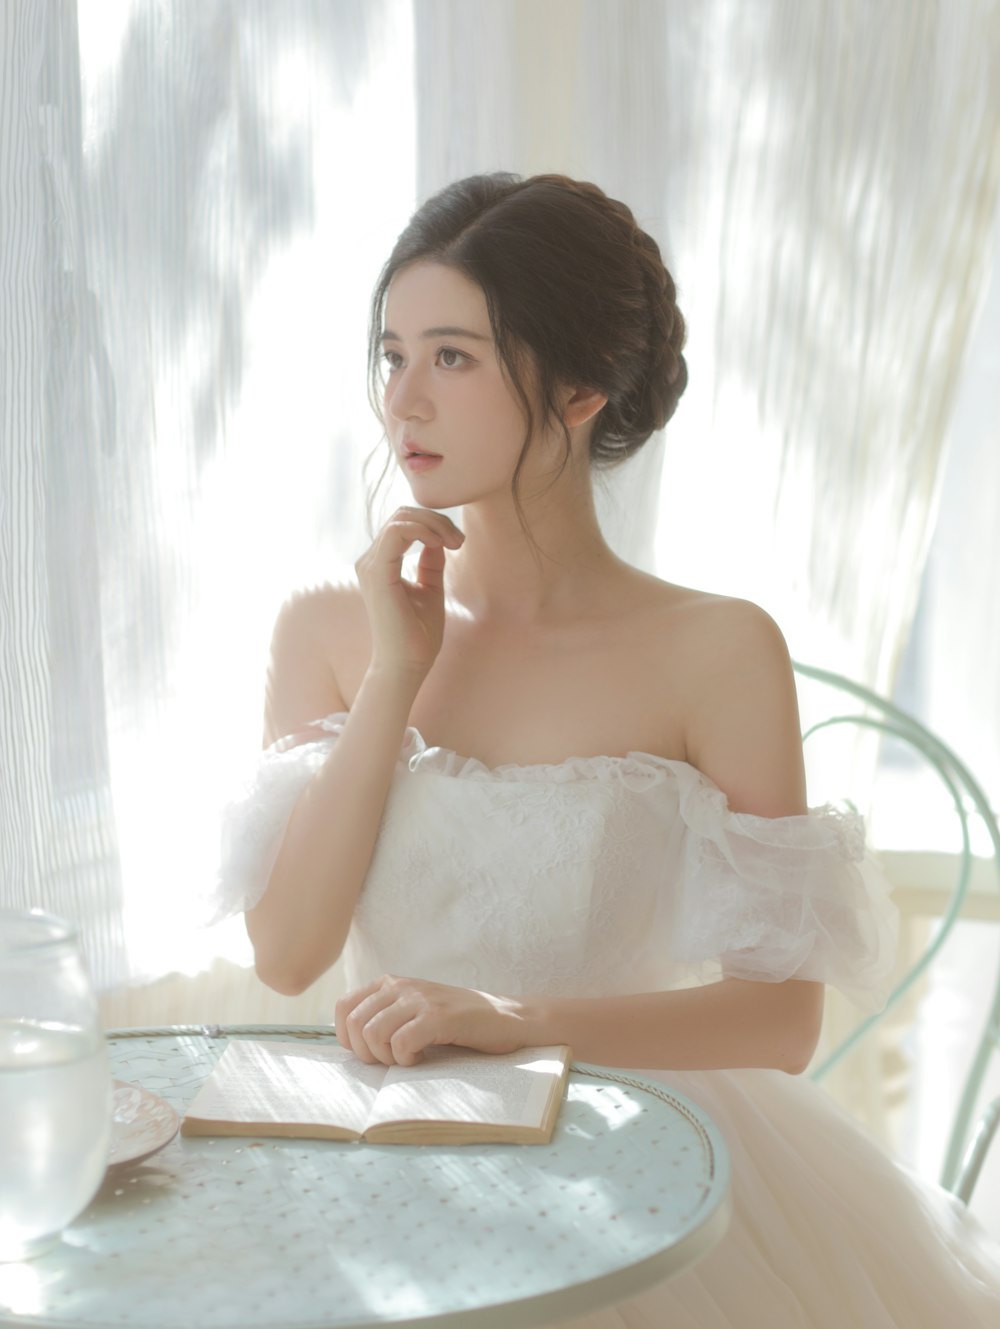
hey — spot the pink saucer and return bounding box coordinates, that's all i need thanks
[108,1079,180,1167]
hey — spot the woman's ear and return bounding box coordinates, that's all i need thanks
[562,384,608,429]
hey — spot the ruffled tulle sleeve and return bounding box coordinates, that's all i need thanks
[206,716,347,923]
[665,763,900,1013]
[208,713,427,924]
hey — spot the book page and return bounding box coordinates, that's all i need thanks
[366,1045,568,1131]
[183,1039,387,1136]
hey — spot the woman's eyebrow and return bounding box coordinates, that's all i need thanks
[380,326,492,343]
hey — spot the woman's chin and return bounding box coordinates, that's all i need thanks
[402,474,471,510]
[404,478,460,509]
[400,467,514,514]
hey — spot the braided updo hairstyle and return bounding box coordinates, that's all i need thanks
[367,172,687,506]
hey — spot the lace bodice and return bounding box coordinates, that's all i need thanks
[214,714,898,1011]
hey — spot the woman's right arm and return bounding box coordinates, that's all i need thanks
[244,507,464,994]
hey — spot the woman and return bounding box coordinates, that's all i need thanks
[218,173,1000,1326]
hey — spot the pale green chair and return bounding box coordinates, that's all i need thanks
[794,661,1000,1205]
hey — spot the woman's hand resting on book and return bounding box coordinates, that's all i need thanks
[335,974,527,1066]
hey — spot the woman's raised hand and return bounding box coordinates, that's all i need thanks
[354,507,464,680]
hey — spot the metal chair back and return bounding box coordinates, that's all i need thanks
[793,661,1000,1201]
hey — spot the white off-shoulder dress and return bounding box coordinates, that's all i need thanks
[213,715,1000,1328]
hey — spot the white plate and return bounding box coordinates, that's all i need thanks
[108,1079,180,1167]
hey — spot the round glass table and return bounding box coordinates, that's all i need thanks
[0,1026,731,1329]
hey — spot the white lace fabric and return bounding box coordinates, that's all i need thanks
[213,713,899,1013]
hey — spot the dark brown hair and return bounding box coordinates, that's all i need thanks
[366,172,688,516]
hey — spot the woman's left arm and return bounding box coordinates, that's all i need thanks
[516,976,825,1074]
[335,971,824,1073]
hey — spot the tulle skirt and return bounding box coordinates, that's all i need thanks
[554,1066,1000,1328]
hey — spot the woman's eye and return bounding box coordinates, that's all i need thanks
[438,347,466,368]
[381,347,468,372]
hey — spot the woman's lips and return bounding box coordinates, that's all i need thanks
[402,445,442,472]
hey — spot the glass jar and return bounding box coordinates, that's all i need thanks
[0,910,112,1262]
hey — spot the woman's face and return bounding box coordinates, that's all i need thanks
[381,261,552,510]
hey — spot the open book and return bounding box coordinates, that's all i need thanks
[181,1039,571,1145]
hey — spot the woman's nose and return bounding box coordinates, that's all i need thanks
[387,364,432,421]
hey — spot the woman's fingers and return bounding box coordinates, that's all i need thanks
[335,975,432,1065]
[415,542,446,592]
[390,507,464,546]
[373,510,463,563]
[363,1005,425,1067]
[352,508,462,677]
[334,975,525,1067]
[357,522,430,572]
[355,512,462,586]
[336,975,421,1066]
[334,978,382,1057]
[357,506,460,556]
[385,1014,432,1067]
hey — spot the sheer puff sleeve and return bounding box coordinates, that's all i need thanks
[206,718,344,924]
[209,713,431,924]
[666,762,900,1013]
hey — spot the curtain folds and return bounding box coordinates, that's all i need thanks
[2,0,415,987]
[2,0,128,987]
[583,0,1000,696]
[2,0,55,916]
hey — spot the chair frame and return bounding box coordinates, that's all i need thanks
[793,661,1000,1202]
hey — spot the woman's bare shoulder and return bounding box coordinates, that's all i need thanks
[625,569,785,647]
[634,576,792,702]
[271,578,368,650]
[263,579,369,746]
[628,576,803,813]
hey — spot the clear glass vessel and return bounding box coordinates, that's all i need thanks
[0,910,112,1262]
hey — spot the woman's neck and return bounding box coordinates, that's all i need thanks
[444,466,622,626]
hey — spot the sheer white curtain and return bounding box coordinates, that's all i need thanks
[1,0,415,987]
[580,0,1000,690]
